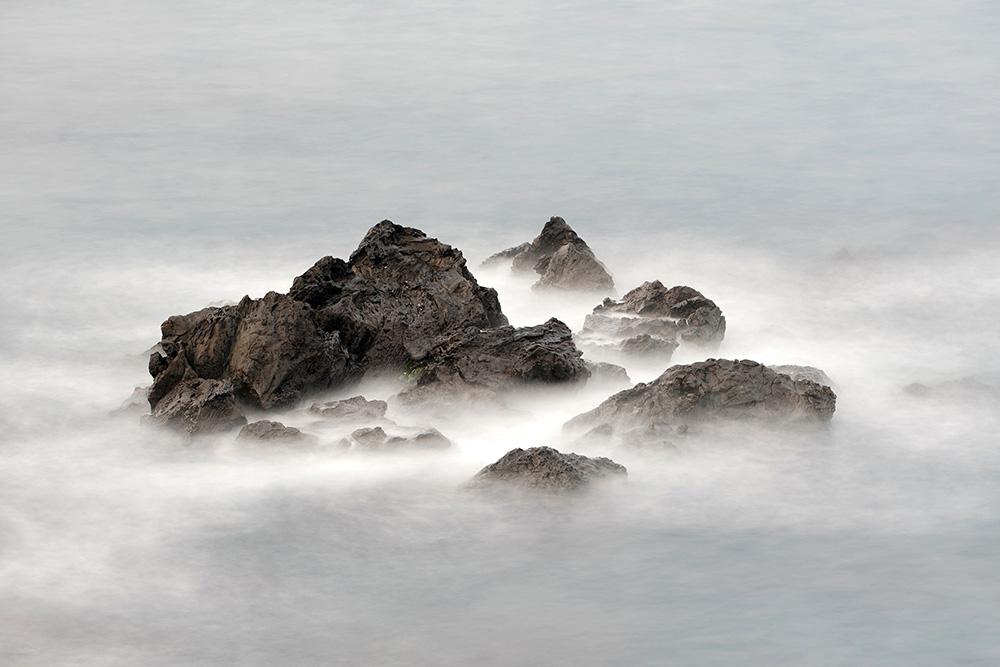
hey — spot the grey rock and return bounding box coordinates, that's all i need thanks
[492,217,614,291]
[481,242,531,267]
[469,446,627,491]
[584,361,632,386]
[308,395,388,420]
[237,420,308,443]
[146,378,247,436]
[619,334,680,356]
[565,359,836,435]
[111,386,150,416]
[349,426,452,451]
[771,365,834,387]
[398,318,590,403]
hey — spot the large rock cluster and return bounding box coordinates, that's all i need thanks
[565,359,836,438]
[484,217,614,291]
[577,281,725,361]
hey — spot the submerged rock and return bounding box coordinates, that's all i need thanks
[146,221,507,424]
[111,386,150,416]
[237,420,308,443]
[903,377,1000,403]
[146,378,247,436]
[398,318,591,403]
[584,361,632,386]
[578,281,725,362]
[308,395,388,420]
[486,217,614,292]
[770,365,834,387]
[469,446,627,491]
[565,359,836,435]
[349,426,452,451]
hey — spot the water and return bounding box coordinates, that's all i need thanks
[2,1,999,665]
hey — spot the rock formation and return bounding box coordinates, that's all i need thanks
[468,446,627,491]
[484,217,614,291]
[349,426,452,451]
[308,395,388,420]
[565,359,836,436]
[146,378,247,436]
[237,420,309,443]
[577,281,724,362]
[770,365,834,387]
[398,318,591,403]
[146,221,508,425]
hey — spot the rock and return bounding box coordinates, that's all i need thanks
[237,420,308,443]
[771,365,834,387]
[578,282,725,361]
[469,446,627,491]
[903,377,1000,403]
[565,359,836,436]
[349,426,452,451]
[398,318,590,403]
[146,379,247,436]
[481,242,531,267]
[146,220,508,423]
[308,395,388,420]
[584,361,631,386]
[489,217,614,291]
[110,386,150,416]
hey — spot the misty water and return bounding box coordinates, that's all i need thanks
[3,1,1000,665]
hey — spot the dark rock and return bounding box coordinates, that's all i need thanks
[489,217,614,291]
[398,318,590,403]
[771,365,834,387]
[469,446,627,491]
[237,420,307,443]
[146,220,508,424]
[146,379,247,436]
[308,395,388,420]
[565,359,836,435]
[481,242,531,267]
[578,282,724,362]
[349,426,452,451]
[584,361,631,386]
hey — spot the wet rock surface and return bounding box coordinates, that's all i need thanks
[469,446,627,491]
[577,281,725,362]
[565,359,836,435]
[146,379,247,436]
[398,318,591,403]
[146,221,507,426]
[486,217,614,291]
[308,395,388,421]
[237,420,307,443]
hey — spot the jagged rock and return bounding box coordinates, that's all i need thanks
[488,217,613,291]
[584,361,631,386]
[481,242,531,267]
[308,395,388,420]
[110,386,150,416]
[469,446,627,491]
[398,318,590,403]
[771,365,834,387]
[146,379,247,436]
[565,359,836,436]
[349,426,452,451]
[237,420,308,443]
[146,221,508,423]
[578,282,724,362]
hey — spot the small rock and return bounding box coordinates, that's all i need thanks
[146,378,247,436]
[770,365,834,387]
[237,420,307,443]
[309,395,388,420]
[469,446,627,492]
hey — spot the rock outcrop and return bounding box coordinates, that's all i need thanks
[469,446,627,491]
[485,217,614,291]
[771,365,834,387]
[584,361,632,386]
[146,378,247,436]
[577,281,724,362]
[565,359,836,436]
[308,395,388,421]
[237,420,308,443]
[146,221,507,424]
[398,318,591,403]
[349,426,452,451]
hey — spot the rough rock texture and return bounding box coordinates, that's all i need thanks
[771,365,834,387]
[237,420,307,443]
[469,446,627,491]
[487,217,614,291]
[398,318,591,403]
[584,361,632,386]
[146,221,508,422]
[146,379,247,436]
[308,395,388,420]
[578,281,725,361]
[349,426,452,451]
[565,359,836,434]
